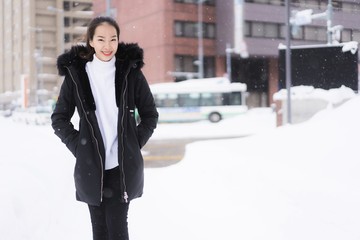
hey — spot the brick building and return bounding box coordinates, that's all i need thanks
[93,0,360,107]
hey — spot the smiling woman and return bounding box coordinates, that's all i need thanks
[51,16,158,240]
[89,22,119,61]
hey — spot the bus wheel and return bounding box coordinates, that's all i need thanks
[208,112,222,123]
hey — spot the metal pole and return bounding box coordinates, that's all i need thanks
[285,0,292,124]
[226,44,232,82]
[38,29,43,90]
[326,0,333,44]
[30,27,43,105]
[106,0,112,17]
[198,0,204,79]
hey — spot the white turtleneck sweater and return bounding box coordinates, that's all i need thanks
[86,54,119,170]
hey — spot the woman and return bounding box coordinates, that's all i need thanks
[51,16,158,240]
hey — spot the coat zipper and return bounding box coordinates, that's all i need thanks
[65,66,104,203]
[120,66,132,203]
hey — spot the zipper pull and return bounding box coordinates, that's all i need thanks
[124,191,128,203]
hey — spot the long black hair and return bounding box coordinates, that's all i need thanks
[81,16,120,60]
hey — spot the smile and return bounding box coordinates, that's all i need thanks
[102,51,113,56]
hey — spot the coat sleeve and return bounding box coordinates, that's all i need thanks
[51,75,79,156]
[134,71,159,148]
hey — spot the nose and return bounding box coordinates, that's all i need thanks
[104,41,111,50]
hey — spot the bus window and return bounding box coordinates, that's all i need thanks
[154,93,178,107]
[212,93,223,106]
[222,93,230,105]
[200,93,213,106]
[230,92,242,105]
[200,93,223,106]
[178,93,200,107]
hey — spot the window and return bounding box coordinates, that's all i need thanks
[341,29,351,42]
[246,21,281,39]
[174,21,216,39]
[245,0,284,5]
[174,55,216,81]
[353,30,360,41]
[175,55,197,73]
[304,26,327,42]
[246,21,338,43]
[174,0,215,6]
[203,56,215,77]
[264,23,278,38]
[251,22,264,37]
[229,92,242,105]
[178,93,200,107]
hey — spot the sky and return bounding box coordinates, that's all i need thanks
[0,86,359,240]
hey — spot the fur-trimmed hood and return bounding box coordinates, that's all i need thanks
[57,42,144,76]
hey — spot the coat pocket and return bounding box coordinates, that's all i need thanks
[65,131,80,157]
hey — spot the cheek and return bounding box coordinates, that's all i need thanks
[112,43,118,52]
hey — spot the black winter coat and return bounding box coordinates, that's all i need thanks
[51,42,158,206]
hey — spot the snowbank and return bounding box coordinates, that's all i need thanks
[0,94,359,240]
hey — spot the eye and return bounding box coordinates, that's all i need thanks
[111,38,117,42]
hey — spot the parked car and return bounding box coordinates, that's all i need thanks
[12,106,52,125]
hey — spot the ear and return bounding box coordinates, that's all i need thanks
[89,40,94,48]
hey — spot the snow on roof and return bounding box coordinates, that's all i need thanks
[150,77,247,94]
[273,85,356,104]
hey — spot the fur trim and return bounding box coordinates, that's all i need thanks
[57,42,144,76]
[57,45,87,76]
[116,42,144,69]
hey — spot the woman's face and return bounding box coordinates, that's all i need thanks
[90,23,119,62]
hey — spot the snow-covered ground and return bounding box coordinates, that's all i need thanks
[1,90,359,240]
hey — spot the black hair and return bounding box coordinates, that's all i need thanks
[81,16,120,60]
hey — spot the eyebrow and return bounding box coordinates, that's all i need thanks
[95,35,117,38]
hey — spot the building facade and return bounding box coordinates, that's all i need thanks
[94,0,360,107]
[0,0,92,108]
[1,0,359,109]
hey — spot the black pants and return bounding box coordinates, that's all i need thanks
[88,166,130,240]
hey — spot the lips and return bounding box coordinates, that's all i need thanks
[102,51,113,56]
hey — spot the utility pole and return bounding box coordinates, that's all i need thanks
[226,44,232,82]
[326,0,333,44]
[285,0,292,124]
[29,27,43,105]
[106,0,112,17]
[197,0,204,79]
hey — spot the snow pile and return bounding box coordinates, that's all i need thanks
[0,93,359,240]
[273,85,355,104]
[130,95,360,240]
[151,107,276,139]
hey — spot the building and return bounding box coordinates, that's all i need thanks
[0,0,93,108]
[93,0,360,107]
[1,0,358,109]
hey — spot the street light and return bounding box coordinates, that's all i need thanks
[290,0,337,45]
[285,0,292,124]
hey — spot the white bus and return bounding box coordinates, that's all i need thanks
[150,77,247,123]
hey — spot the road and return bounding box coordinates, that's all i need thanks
[142,139,191,168]
[142,136,244,168]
